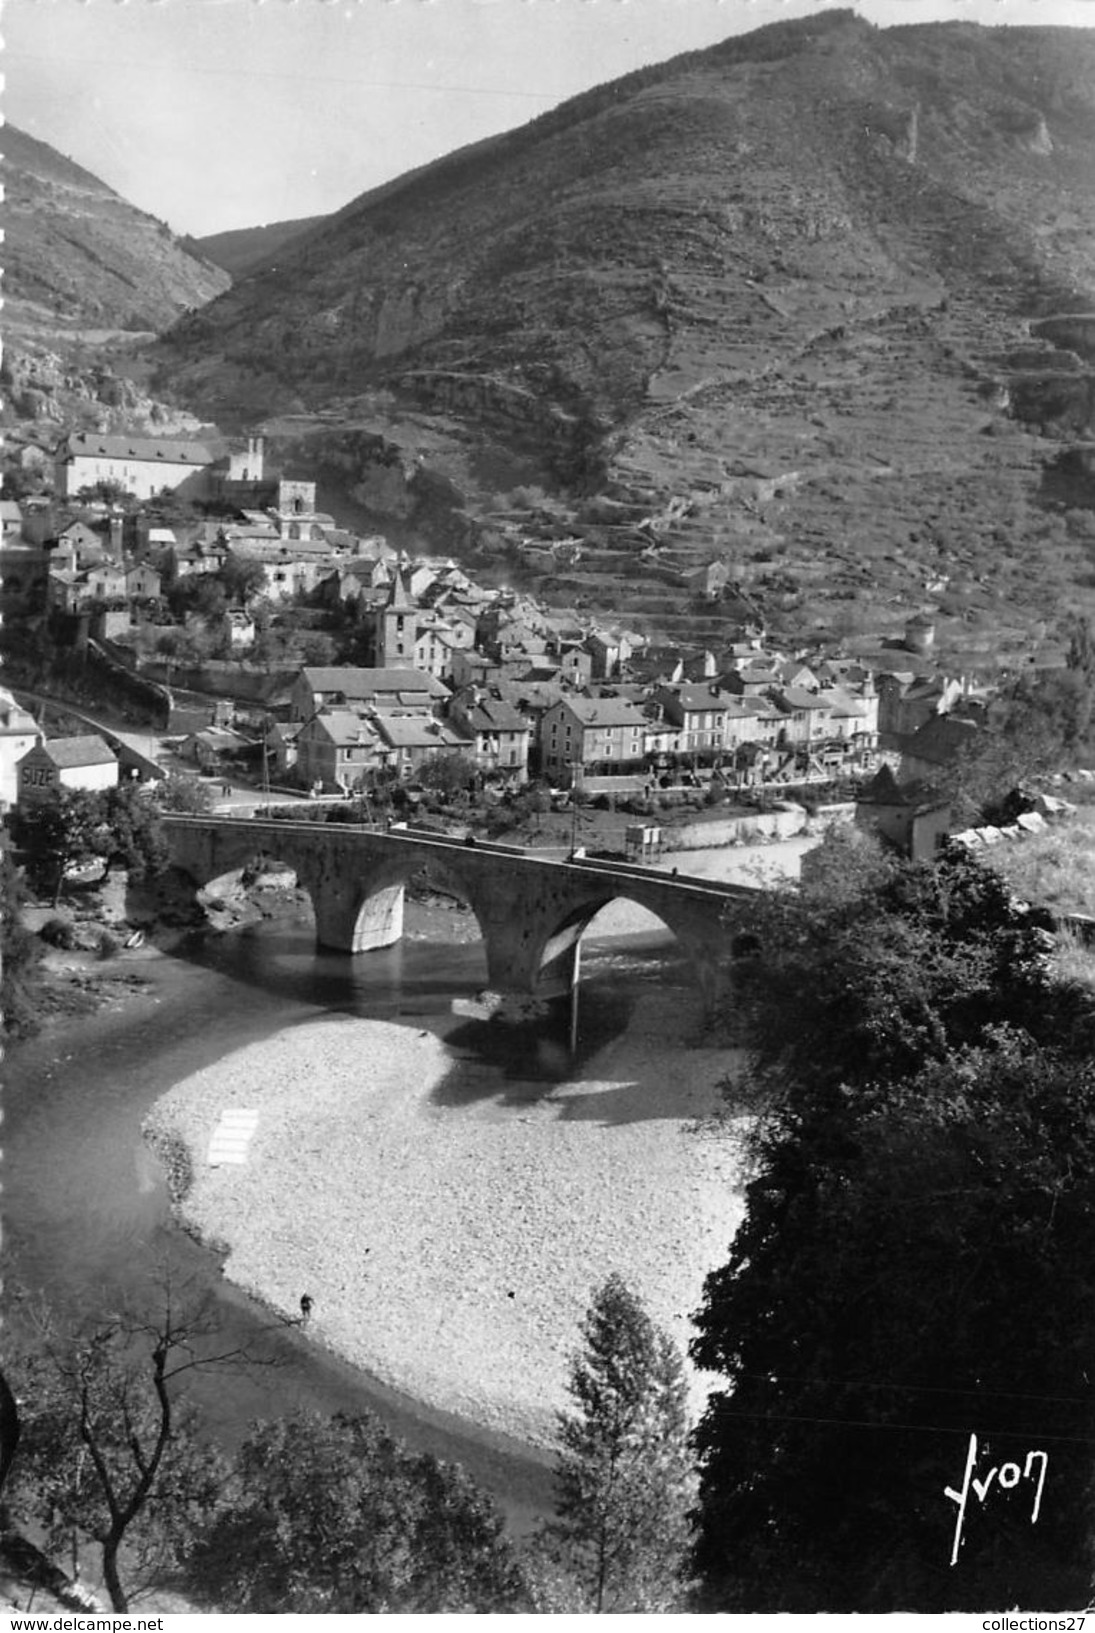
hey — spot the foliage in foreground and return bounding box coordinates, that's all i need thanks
[185,1411,530,1614]
[0,849,44,1034]
[12,784,168,905]
[691,829,1095,1612]
[532,1273,695,1612]
[8,1286,235,1612]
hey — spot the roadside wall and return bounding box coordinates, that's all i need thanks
[662,802,854,851]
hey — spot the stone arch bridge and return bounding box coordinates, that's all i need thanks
[163,816,760,1007]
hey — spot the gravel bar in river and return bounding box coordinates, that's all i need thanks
[145,1006,746,1448]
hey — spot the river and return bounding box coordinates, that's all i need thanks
[4,900,703,1535]
[6,834,812,1534]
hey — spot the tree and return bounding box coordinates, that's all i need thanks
[186,1411,529,1613]
[691,1030,1095,1613]
[12,789,104,906]
[152,772,214,815]
[690,831,1095,1612]
[166,574,226,624]
[0,849,45,1035]
[94,784,168,881]
[217,555,266,606]
[720,827,1077,1110]
[7,1277,250,1611]
[417,751,478,799]
[533,1275,694,1612]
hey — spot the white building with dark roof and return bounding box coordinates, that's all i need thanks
[55,433,218,502]
[17,734,118,805]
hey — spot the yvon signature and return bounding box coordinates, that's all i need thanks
[944,1432,1048,1566]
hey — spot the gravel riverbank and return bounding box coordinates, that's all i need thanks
[146,995,747,1448]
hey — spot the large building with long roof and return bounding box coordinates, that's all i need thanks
[55,433,219,502]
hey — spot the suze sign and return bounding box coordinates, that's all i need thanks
[21,766,56,789]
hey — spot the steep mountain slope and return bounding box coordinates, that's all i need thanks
[1,125,228,437]
[155,12,1095,651]
[188,216,326,280]
[3,125,230,331]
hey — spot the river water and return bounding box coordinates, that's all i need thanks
[4,899,696,1535]
[7,839,815,1530]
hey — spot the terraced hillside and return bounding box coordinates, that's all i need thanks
[153,12,1095,652]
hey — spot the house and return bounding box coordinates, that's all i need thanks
[652,683,735,761]
[448,690,531,783]
[769,687,835,747]
[226,609,256,649]
[1,500,25,543]
[167,535,230,579]
[816,685,878,749]
[725,666,783,699]
[0,688,41,810]
[294,711,383,792]
[79,562,128,602]
[289,666,449,723]
[17,735,118,805]
[372,713,473,781]
[723,696,782,751]
[448,649,503,692]
[541,695,648,781]
[51,521,107,574]
[559,647,594,687]
[683,560,731,601]
[876,672,964,739]
[55,432,218,502]
[855,766,952,861]
[226,537,337,601]
[180,727,255,775]
[267,719,302,780]
[125,563,163,601]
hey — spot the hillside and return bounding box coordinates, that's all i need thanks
[1,125,229,437]
[153,12,1095,653]
[3,125,230,332]
[188,216,327,280]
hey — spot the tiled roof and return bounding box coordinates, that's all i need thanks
[776,686,831,711]
[300,667,447,699]
[661,683,734,712]
[305,711,381,747]
[63,432,217,465]
[557,696,647,728]
[32,734,117,768]
[460,699,529,733]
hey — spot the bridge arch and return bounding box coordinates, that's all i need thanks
[338,850,492,955]
[527,885,731,1010]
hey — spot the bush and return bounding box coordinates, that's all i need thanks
[97,928,122,961]
[39,915,76,950]
[143,1121,194,1204]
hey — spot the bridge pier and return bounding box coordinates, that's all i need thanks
[312,881,405,954]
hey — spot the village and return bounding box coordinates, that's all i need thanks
[0,427,1039,858]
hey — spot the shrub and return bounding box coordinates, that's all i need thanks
[39,915,76,950]
[143,1121,194,1204]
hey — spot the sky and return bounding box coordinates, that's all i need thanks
[4,0,1095,239]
